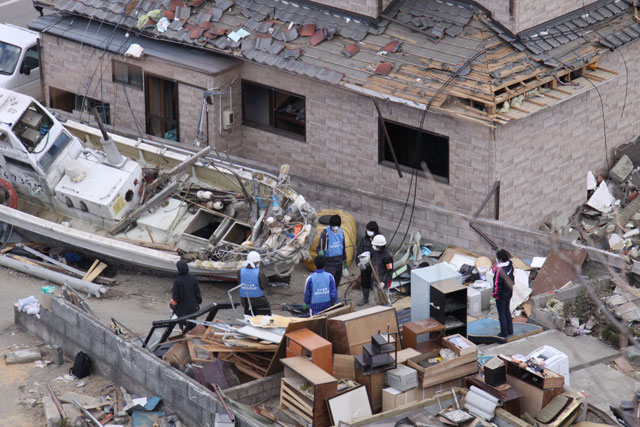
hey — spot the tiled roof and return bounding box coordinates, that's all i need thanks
[34,0,638,125]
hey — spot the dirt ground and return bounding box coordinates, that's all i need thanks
[0,261,368,426]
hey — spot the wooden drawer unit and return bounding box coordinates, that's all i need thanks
[285,328,333,375]
[280,357,338,427]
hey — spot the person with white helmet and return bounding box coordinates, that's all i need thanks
[237,251,271,315]
[371,234,393,305]
[356,221,379,306]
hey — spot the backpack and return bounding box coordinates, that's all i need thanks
[69,351,92,379]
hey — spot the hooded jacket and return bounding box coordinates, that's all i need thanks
[492,261,514,300]
[171,261,202,317]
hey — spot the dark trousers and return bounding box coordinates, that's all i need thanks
[241,297,271,316]
[360,268,372,290]
[325,257,343,286]
[496,297,513,336]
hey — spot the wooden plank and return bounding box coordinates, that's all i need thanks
[281,381,314,412]
[82,260,100,280]
[83,262,107,283]
[333,354,356,380]
[280,394,313,423]
[281,357,337,385]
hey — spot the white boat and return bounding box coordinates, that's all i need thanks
[0,88,317,279]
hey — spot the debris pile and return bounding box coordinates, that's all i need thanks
[541,151,640,258]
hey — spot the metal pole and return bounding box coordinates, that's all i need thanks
[0,254,106,297]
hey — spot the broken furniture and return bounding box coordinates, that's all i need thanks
[285,328,333,375]
[279,356,338,427]
[430,279,468,337]
[402,318,445,352]
[327,305,399,355]
[465,373,523,417]
[410,263,462,322]
[142,303,233,348]
[407,334,477,388]
[355,330,398,375]
[354,330,398,412]
[483,356,506,387]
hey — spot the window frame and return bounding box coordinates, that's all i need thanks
[378,119,450,184]
[112,60,143,89]
[241,80,306,141]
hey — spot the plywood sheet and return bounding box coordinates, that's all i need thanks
[327,306,399,355]
[530,249,587,296]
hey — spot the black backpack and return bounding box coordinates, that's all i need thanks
[69,351,92,378]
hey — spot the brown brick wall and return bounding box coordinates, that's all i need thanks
[476,0,599,33]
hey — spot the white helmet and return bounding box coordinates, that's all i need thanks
[247,251,261,264]
[372,234,387,248]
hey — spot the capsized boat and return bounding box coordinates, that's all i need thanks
[0,88,317,278]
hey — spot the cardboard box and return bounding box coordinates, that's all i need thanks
[327,306,399,355]
[382,387,417,412]
[385,365,418,391]
[506,374,563,417]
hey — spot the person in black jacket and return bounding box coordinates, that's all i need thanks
[371,234,393,305]
[356,221,379,306]
[492,249,514,338]
[170,260,202,332]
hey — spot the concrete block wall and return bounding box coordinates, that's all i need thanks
[494,41,640,228]
[476,0,600,34]
[14,298,266,427]
[238,62,494,221]
[40,34,241,150]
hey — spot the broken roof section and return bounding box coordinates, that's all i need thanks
[38,0,636,126]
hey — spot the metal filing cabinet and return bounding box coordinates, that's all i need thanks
[410,263,462,323]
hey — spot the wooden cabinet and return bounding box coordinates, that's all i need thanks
[430,281,467,337]
[285,328,333,375]
[402,318,445,352]
[280,357,338,427]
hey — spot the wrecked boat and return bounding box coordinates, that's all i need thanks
[0,88,316,278]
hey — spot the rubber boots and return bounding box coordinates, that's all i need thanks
[358,289,370,306]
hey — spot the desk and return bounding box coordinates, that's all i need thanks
[465,373,523,417]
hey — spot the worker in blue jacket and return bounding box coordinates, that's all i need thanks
[303,256,338,315]
[317,214,347,286]
[237,251,271,316]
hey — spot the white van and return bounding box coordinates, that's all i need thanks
[0,23,40,99]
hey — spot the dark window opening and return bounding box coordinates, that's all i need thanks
[49,87,111,125]
[112,60,143,89]
[145,74,179,141]
[379,120,449,183]
[241,80,305,140]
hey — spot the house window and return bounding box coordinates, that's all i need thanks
[49,87,111,125]
[241,80,305,140]
[112,60,143,89]
[379,120,449,182]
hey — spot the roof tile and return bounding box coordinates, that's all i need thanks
[300,23,316,37]
[374,62,392,76]
[310,28,326,46]
[384,40,401,53]
[341,42,359,57]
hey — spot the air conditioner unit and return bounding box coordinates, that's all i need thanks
[222,109,234,130]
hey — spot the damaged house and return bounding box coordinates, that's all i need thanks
[28,0,640,252]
